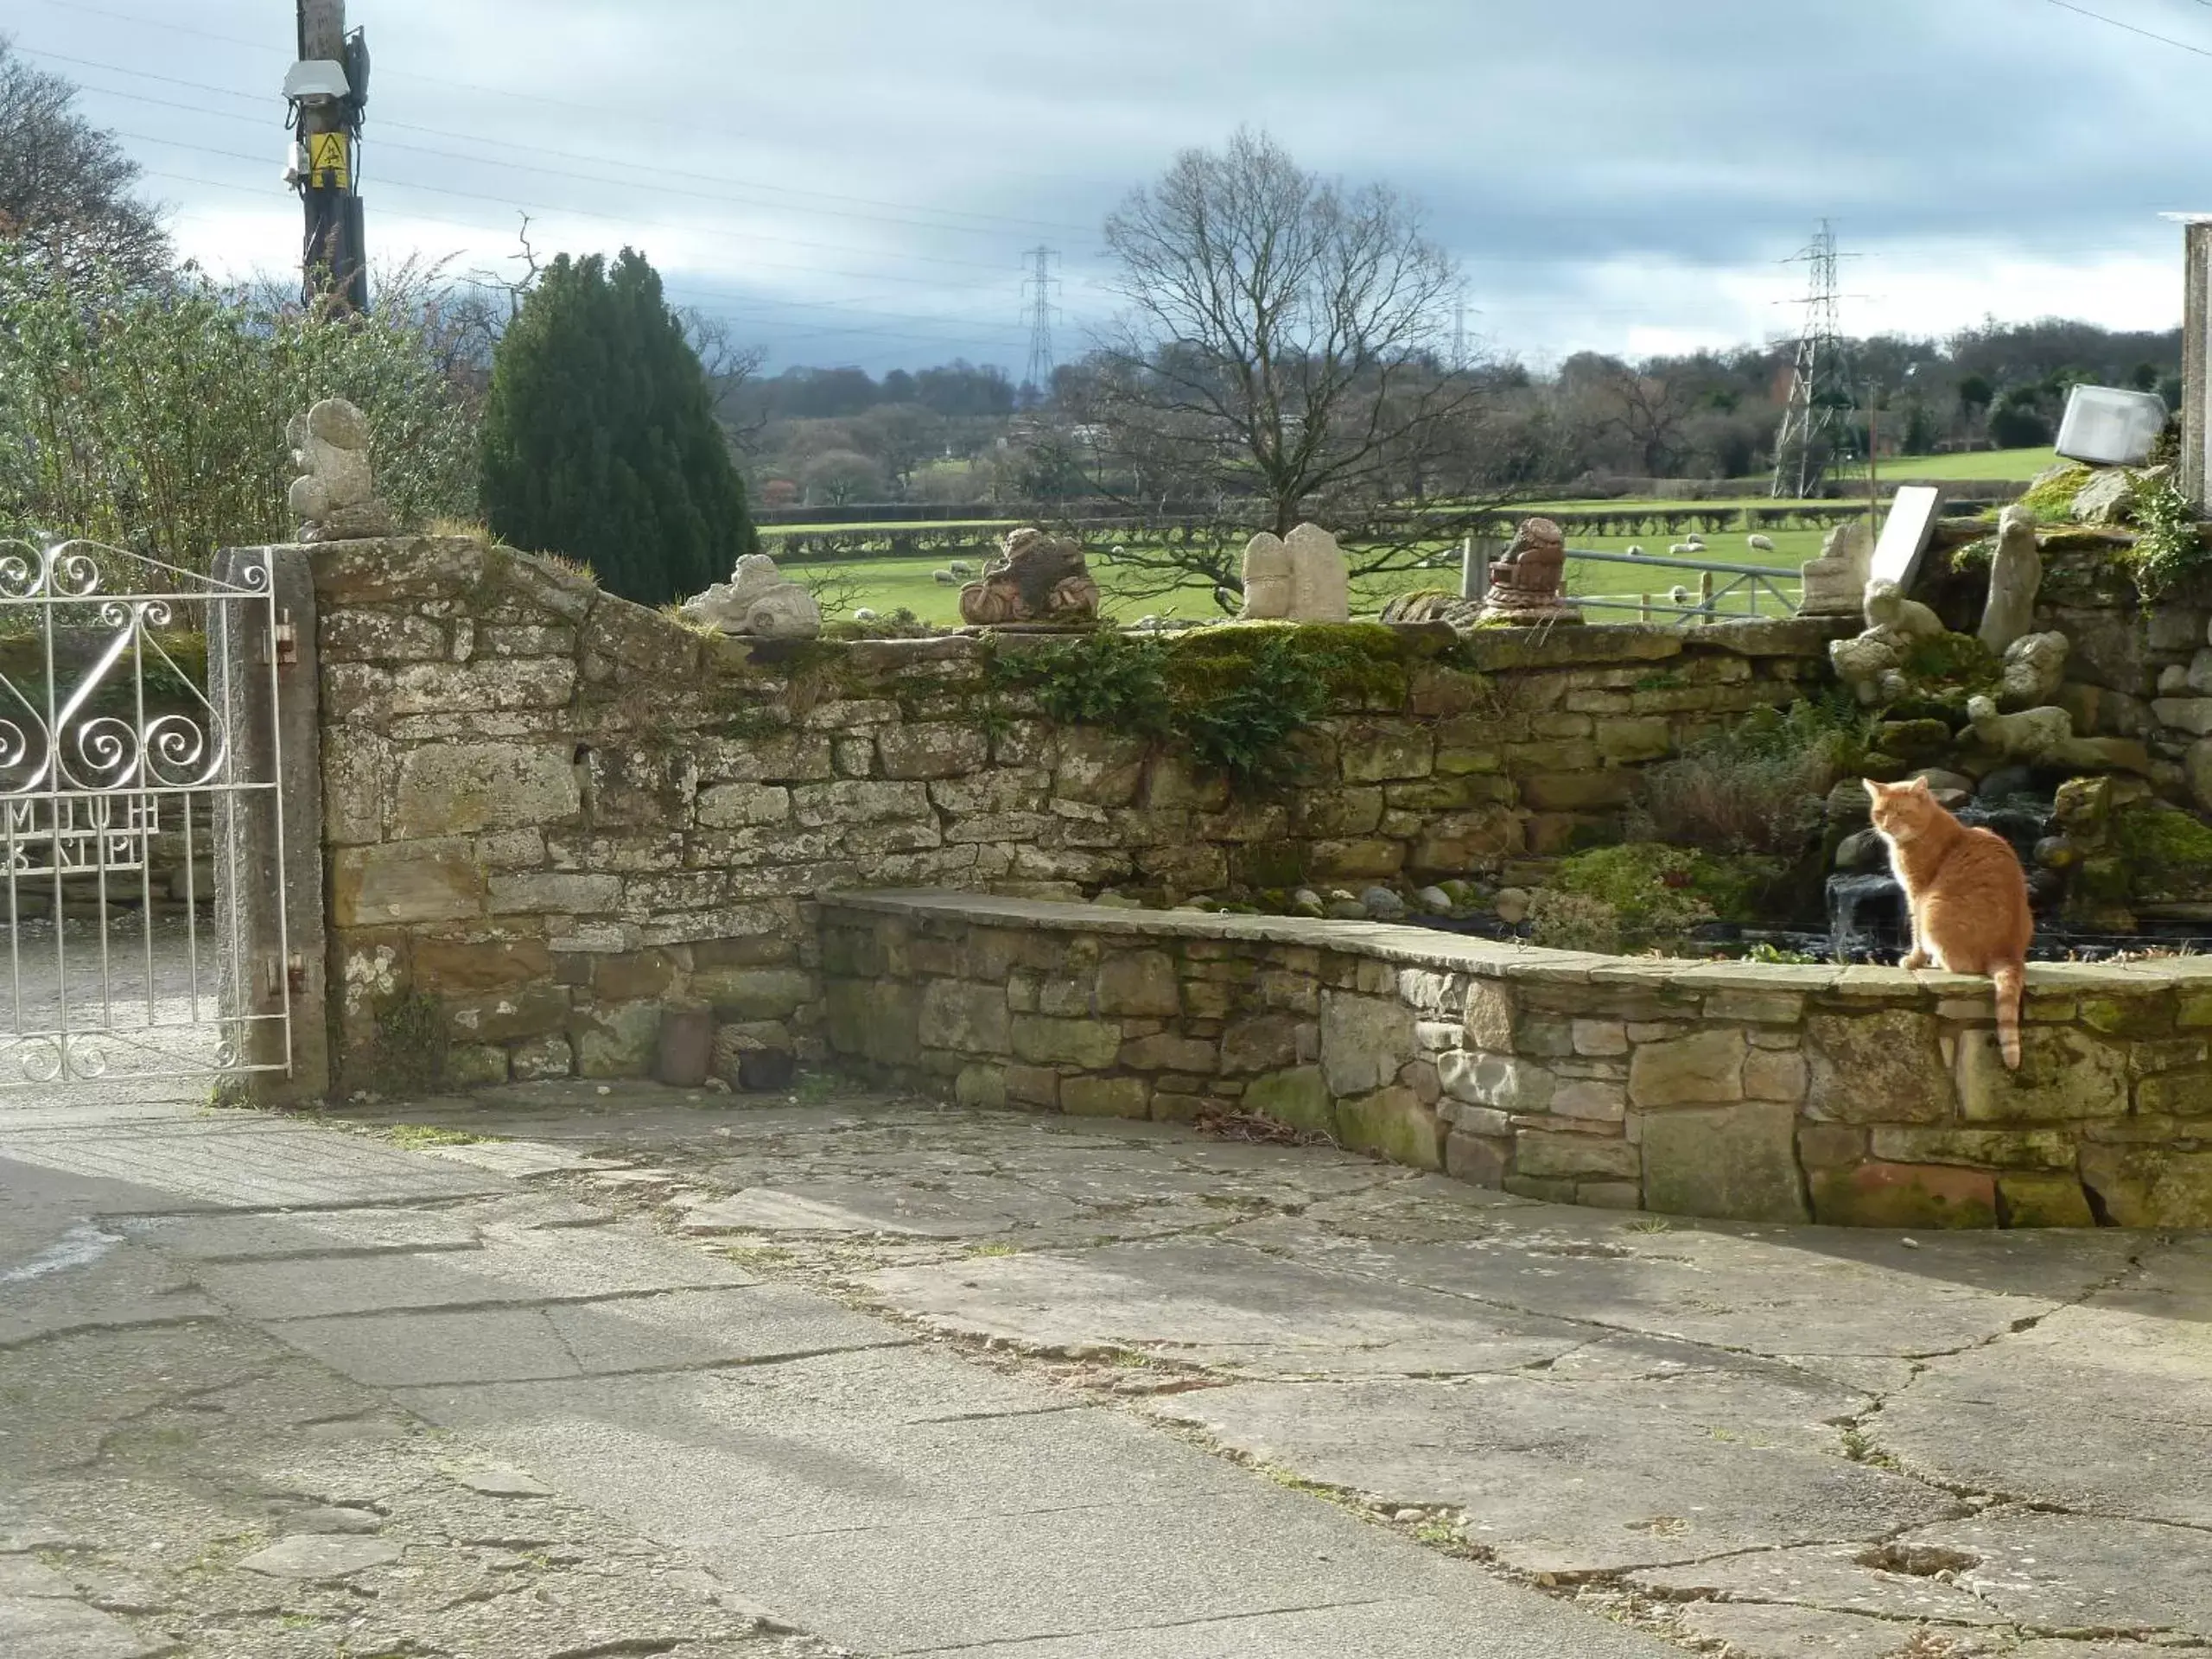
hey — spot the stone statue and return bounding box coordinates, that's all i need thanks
[1979,505,2042,655]
[287,397,395,542]
[1999,630,2069,709]
[1830,632,1908,707]
[1829,579,1949,706]
[1240,523,1350,622]
[1863,578,1944,642]
[1967,696,2073,763]
[681,553,822,639]
[959,528,1100,626]
[1797,521,1872,617]
[1476,518,1580,625]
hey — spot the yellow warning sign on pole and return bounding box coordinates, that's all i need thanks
[306,131,350,190]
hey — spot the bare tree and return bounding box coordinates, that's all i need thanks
[679,307,768,452]
[0,37,170,288]
[1599,366,1694,476]
[1079,129,1528,606]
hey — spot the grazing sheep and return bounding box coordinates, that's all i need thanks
[1684,536,1707,552]
[932,569,957,586]
[853,607,880,622]
[1669,585,1694,606]
[948,560,976,576]
[1669,543,1695,556]
[1625,544,1647,558]
[1746,533,1777,554]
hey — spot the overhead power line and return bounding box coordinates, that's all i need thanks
[17,40,1096,238]
[20,3,1113,216]
[110,127,1033,278]
[2039,0,2212,57]
[141,166,1035,324]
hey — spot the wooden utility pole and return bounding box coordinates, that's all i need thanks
[292,0,367,312]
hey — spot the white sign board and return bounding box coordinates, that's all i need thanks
[1868,486,1944,598]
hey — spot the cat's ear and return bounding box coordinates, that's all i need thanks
[1862,778,1886,802]
[1906,776,1933,796]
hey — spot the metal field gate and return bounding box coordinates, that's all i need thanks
[0,537,290,1089]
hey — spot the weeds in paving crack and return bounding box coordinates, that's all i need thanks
[372,1124,505,1151]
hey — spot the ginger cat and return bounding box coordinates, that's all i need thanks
[1864,778,2033,1068]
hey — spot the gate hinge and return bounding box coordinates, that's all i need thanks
[286,953,308,998]
[274,611,299,667]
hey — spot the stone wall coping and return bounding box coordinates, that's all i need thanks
[821,890,2212,996]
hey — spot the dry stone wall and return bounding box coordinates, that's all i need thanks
[821,891,2212,1230]
[310,536,1837,1095]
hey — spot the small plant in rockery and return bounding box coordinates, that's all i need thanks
[1166,632,1334,785]
[1948,535,1994,572]
[1527,888,1621,954]
[1631,697,1867,858]
[1536,843,1790,955]
[2015,463,2093,520]
[981,623,1433,788]
[2116,480,2212,604]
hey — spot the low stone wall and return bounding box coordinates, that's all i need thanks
[310,536,1842,1094]
[821,891,2212,1230]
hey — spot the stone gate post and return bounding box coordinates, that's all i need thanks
[2181,215,2212,510]
[209,544,330,1105]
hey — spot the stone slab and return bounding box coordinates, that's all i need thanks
[1216,1211,2126,1363]
[266,1284,896,1388]
[1879,1293,2212,1529]
[1867,484,1944,598]
[196,1224,756,1318]
[118,1208,485,1261]
[1143,1361,1953,1576]
[0,1593,168,1658]
[927,1593,1673,1658]
[866,1237,1594,1376]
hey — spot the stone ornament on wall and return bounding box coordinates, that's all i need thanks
[288,397,395,543]
[1979,505,2043,656]
[1240,523,1351,622]
[1828,578,1946,706]
[959,528,1101,626]
[1477,518,1580,625]
[1797,521,1872,617]
[1999,630,2069,709]
[681,553,822,639]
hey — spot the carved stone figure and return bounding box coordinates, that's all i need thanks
[1830,579,1950,705]
[1240,522,1350,622]
[1797,521,1873,616]
[1999,630,2069,709]
[959,528,1100,626]
[1830,632,1908,707]
[681,553,822,639]
[1863,578,1943,643]
[1979,505,2043,655]
[1476,518,1580,624]
[287,397,394,541]
[1967,696,2074,763]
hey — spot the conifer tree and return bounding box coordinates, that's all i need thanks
[480,249,753,604]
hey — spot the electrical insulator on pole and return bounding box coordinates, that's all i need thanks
[284,0,369,313]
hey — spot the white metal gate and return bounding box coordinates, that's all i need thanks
[0,537,289,1087]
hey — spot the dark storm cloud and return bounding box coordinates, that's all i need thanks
[14,0,2207,366]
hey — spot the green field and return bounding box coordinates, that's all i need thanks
[1846,446,2059,483]
[798,522,1834,627]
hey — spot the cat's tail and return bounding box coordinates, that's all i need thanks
[1993,960,2026,1070]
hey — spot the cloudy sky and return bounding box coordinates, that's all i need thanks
[13,0,2211,374]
